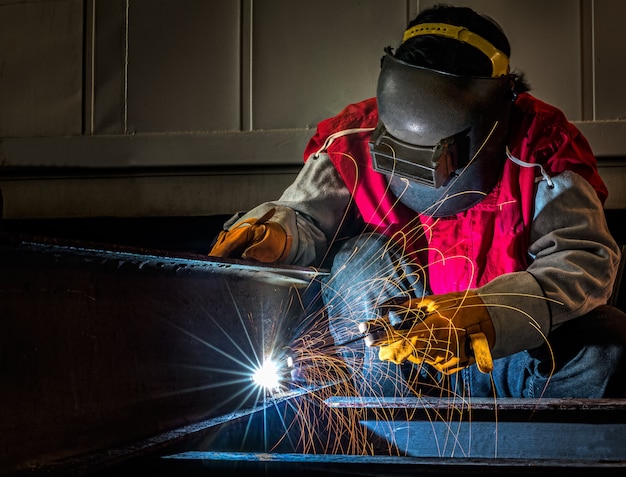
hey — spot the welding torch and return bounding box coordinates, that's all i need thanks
[285,294,494,389]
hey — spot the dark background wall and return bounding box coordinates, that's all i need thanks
[0,0,625,222]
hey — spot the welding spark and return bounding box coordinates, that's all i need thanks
[252,357,287,391]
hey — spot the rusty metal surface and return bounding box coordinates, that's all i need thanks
[152,452,626,476]
[0,232,326,475]
[2,232,326,286]
[325,395,626,413]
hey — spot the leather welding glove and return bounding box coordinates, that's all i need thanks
[373,291,495,375]
[209,208,292,263]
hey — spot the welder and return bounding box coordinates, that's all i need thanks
[209,5,625,399]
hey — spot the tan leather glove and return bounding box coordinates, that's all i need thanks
[366,291,495,375]
[209,208,292,263]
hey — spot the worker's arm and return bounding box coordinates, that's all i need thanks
[210,153,356,266]
[479,170,621,359]
[373,170,621,371]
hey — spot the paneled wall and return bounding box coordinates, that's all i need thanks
[1,0,625,219]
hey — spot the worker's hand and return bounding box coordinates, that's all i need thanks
[366,291,495,375]
[208,208,292,263]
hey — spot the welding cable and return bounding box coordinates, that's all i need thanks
[313,127,376,158]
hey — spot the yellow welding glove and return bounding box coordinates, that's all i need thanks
[209,209,292,263]
[375,291,495,375]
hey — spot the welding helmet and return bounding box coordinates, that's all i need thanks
[369,23,515,217]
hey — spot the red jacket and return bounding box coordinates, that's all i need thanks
[303,94,607,294]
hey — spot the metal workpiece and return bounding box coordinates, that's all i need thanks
[4,232,626,476]
[96,394,626,476]
[0,232,326,474]
[4,234,324,286]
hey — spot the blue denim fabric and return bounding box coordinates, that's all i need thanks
[467,307,626,398]
[322,233,625,399]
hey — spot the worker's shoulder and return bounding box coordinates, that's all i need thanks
[514,92,569,124]
[321,97,379,131]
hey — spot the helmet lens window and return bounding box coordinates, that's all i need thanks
[369,125,459,188]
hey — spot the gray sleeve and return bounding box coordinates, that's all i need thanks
[222,153,354,266]
[479,170,621,358]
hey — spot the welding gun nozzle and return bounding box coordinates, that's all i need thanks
[356,319,391,347]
